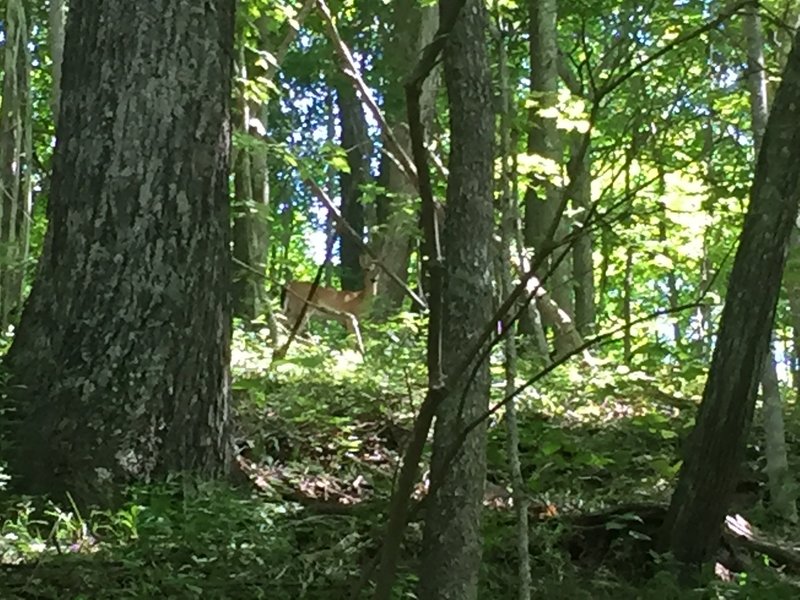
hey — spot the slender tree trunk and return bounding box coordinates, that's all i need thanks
[511,133,550,360]
[695,43,717,359]
[789,278,800,402]
[743,2,798,522]
[375,0,438,313]
[48,0,66,127]
[336,82,370,291]
[662,27,800,564]
[418,0,494,597]
[1,0,235,507]
[323,89,338,287]
[374,124,416,311]
[596,224,611,320]
[761,349,797,521]
[622,245,634,365]
[497,26,531,599]
[556,51,595,339]
[0,0,31,331]
[656,167,681,345]
[571,134,595,337]
[523,0,574,356]
[231,44,273,332]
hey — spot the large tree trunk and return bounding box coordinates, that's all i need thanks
[0,0,31,331]
[743,1,798,523]
[1,0,235,507]
[417,0,494,598]
[662,26,800,564]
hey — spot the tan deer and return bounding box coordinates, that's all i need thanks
[282,256,379,351]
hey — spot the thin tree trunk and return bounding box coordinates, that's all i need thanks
[622,245,634,365]
[761,349,797,521]
[789,278,800,402]
[375,0,438,313]
[696,42,716,359]
[523,0,574,356]
[497,24,531,599]
[418,0,494,597]
[231,43,274,334]
[656,167,681,344]
[571,134,595,337]
[511,133,550,360]
[48,0,66,127]
[0,0,31,331]
[336,82,370,291]
[1,0,235,507]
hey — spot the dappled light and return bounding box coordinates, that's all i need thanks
[3,0,800,598]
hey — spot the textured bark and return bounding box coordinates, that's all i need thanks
[571,134,595,337]
[375,0,438,313]
[662,27,800,563]
[336,82,370,291]
[761,351,797,521]
[418,0,494,598]
[523,0,574,355]
[48,0,66,126]
[497,31,531,599]
[0,0,31,331]
[744,2,797,522]
[374,124,415,312]
[1,0,235,506]
[231,45,272,329]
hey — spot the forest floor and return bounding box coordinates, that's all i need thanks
[2,323,800,598]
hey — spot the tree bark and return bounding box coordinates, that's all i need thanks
[523,0,575,356]
[497,27,531,599]
[662,26,800,564]
[743,1,797,523]
[336,82,370,291]
[417,1,494,598]
[374,0,438,313]
[1,0,235,507]
[48,0,66,127]
[231,43,273,330]
[571,134,595,337]
[0,0,31,331]
[761,349,797,521]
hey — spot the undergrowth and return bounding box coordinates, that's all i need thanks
[1,320,799,598]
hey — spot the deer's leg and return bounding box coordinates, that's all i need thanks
[285,303,310,334]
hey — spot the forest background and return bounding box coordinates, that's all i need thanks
[2,0,800,598]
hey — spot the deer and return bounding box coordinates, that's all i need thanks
[281,255,379,353]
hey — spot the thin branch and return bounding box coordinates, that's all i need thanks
[371,2,468,597]
[304,177,428,310]
[272,217,336,361]
[263,0,316,81]
[316,0,418,189]
[428,301,707,500]
[596,1,751,103]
